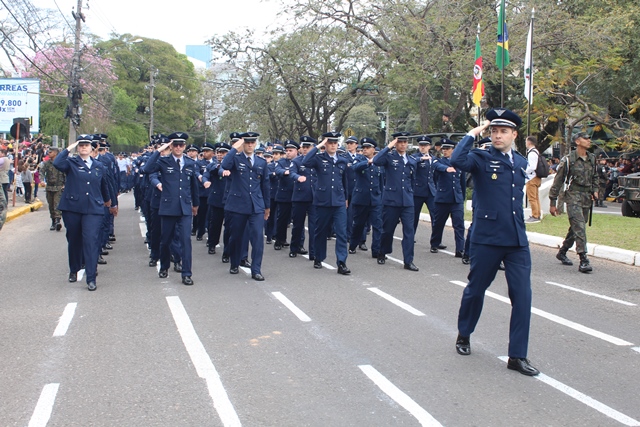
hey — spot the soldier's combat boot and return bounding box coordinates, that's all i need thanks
[578,252,592,273]
[556,248,573,266]
[50,219,56,231]
[55,218,62,231]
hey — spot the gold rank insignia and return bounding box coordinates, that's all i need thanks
[491,173,497,180]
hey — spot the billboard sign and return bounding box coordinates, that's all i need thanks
[0,78,40,134]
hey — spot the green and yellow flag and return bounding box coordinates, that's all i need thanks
[496,0,510,70]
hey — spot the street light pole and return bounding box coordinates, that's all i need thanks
[67,0,84,145]
[149,68,155,140]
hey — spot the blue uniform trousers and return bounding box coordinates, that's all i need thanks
[194,197,209,238]
[381,205,414,264]
[430,202,465,252]
[314,205,348,264]
[346,200,354,243]
[464,222,473,256]
[291,201,316,258]
[413,195,437,234]
[100,206,110,248]
[222,210,248,260]
[62,211,103,284]
[227,212,264,275]
[149,207,161,261]
[160,215,192,277]
[275,201,292,244]
[206,206,225,249]
[458,243,532,358]
[350,204,382,256]
[265,199,277,240]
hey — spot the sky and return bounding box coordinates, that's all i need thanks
[31,0,284,54]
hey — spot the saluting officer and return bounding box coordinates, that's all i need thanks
[289,136,317,259]
[411,136,437,235]
[220,132,270,281]
[194,142,215,241]
[348,137,384,258]
[265,145,283,244]
[143,132,200,286]
[274,140,299,249]
[373,132,419,271]
[302,132,351,275]
[429,138,466,257]
[54,135,113,291]
[342,136,359,244]
[203,143,230,255]
[451,109,539,376]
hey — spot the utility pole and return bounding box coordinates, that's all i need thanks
[67,0,84,145]
[148,68,155,140]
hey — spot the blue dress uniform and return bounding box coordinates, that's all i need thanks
[204,143,230,254]
[451,109,535,372]
[54,135,111,291]
[372,132,418,269]
[411,136,437,234]
[220,132,270,279]
[194,143,215,240]
[430,139,466,254]
[274,140,298,248]
[342,136,359,242]
[265,145,283,243]
[302,132,350,273]
[289,136,317,259]
[349,138,384,257]
[95,140,119,255]
[143,133,200,285]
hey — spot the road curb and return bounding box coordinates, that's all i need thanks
[6,200,43,223]
[419,212,640,267]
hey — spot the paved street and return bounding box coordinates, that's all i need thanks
[1,193,639,427]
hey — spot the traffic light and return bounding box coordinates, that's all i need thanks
[380,120,386,129]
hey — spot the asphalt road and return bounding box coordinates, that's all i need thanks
[1,193,639,427]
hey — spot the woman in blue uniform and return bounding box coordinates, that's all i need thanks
[54,135,113,291]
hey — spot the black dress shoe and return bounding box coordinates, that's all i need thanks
[109,235,116,242]
[297,248,308,255]
[461,254,470,265]
[182,276,194,286]
[174,262,183,272]
[230,267,239,274]
[348,248,357,254]
[455,251,463,258]
[337,262,351,275]
[282,241,290,247]
[191,230,196,236]
[100,249,109,256]
[456,334,471,356]
[507,358,540,376]
[314,260,322,269]
[265,238,272,244]
[274,242,282,250]
[55,221,62,231]
[149,259,158,267]
[252,273,265,281]
[208,247,216,254]
[358,243,368,251]
[404,263,419,271]
[68,272,77,283]
[289,252,297,258]
[377,255,386,265]
[437,244,447,249]
[98,256,107,265]
[240,259,251,268]
[104,243,113,250]
[196,236,203,241]
[221,255,230,263]
[87,281,97,291]
[430,247,438,253]
[159,270,168,278]
[498,261,506,271]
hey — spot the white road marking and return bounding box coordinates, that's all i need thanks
[272,292,312,322]
[439,250,455,256]
[77,269,85,282]
[367,288,425,316]
[28,383,60,427]
[301,254,336,270]
[359,365,443,427]
[497,357,640,426]
[451,281,634,346]
[166,296,241,427]
[240,266,251,276]
[139,215,144,222]
[393,236,402,241]
[139,223,146,237]
[386,255,404,265]
[632,347,640,354]
[545,281,636,306]
[52,303,77,337]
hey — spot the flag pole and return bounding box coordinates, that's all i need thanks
[477,23,482,127]
[500,0,505,107]
[526,8,535,136]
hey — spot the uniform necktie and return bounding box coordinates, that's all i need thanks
[176,158,180,168]
[248,156,252,167]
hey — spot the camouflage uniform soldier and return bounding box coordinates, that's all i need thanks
[41,148,66,231]
[549,132,598,273]
[596,158,609,207]
[0,183,6,231]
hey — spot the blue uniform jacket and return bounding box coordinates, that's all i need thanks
[432,156,466,204]
[411,153,436,198]
[450,135,528,247]
[341,152,360,196]
[53,150,110,215]
[196,158,215,199]
[203,163,227,208]
[274,157,295,203]
[302,147,348,207]
[352,156,384,206]
[373,147,416,207]
[142,151,200,216]
[267,162,278,200]
[290,155,315,203]
[149,172,162,209]
[220,148,270,214]
[96,154,119,207]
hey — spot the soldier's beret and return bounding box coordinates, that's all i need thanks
[572,132,591,142]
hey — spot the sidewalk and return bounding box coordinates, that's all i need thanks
[5,197,44,223]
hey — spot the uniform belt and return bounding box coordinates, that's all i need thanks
[569,183,592,192]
